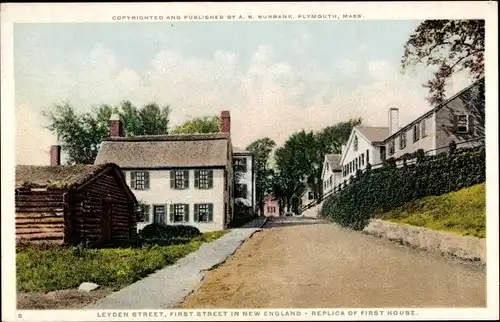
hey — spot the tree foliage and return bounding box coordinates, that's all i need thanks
[402,19,485,105]
[43,101,171,164]
[271,119,362,211]
[170,115,220,134]
[245,137,276,213]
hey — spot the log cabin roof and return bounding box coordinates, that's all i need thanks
[15,163,122,190]
[94,133,231,168]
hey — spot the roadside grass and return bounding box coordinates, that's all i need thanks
[376,183,485,238]
[16,230,228,293]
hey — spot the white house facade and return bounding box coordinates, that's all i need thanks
[383,79,485,160]
[94,111,235,233]
[321,154,342,196]
[233,148,256,215]
[340,126,389,182]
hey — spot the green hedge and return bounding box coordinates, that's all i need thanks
[319,146,485,230]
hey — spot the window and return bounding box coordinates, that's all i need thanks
[235,184,248,199]
[136,204,150,222]
[413,123,420,143]
[353,136,359,152]
[170,204,189,223]
[361,154,365,166]
[234,158,247,172]
[380,146,386,161]
[170,170,189,190]
[388,140,395,156]
[399,132,407,149]
[366,149,370,164]
[194,203,213,222]
[130,171,150,190]
[421,119,427,138]
[195,169,213,189]
[308,191,314,200]
[456,114,469,133]
[153,205,166,225]
[329,175,333,186]
[326,162,329,171]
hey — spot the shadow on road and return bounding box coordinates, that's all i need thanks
[263,216,328,229]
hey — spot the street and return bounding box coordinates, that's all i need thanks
[176,216,486,308]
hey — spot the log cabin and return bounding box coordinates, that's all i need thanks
[15,149,138,246]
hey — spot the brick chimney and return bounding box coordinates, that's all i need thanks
[50,145,61,166]
[388,108,399,135]
[109,114,124,137]
[220,110,231,134]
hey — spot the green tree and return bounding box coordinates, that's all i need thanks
[402,19,485,105]
[43,100,171,164]
[171,115,220,134]
[245,137,276,214]
[272,118,362,210]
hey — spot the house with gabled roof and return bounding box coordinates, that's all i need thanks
[339,78,485,184]
[340,126,389,181]
[383,78,485,160]
[94,111,234,233]
[321,153,342,196]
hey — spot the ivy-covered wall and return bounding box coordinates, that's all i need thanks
[319,146,486,230]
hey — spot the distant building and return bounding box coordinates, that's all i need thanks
[263,194,280,217]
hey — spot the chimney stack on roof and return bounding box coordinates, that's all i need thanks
[220,110,231,134]
[50,145,61,166]
[388,108,399,136]
[109,114,124,137]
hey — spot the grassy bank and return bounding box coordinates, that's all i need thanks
[17,230,227,293]
[376,183,485,238]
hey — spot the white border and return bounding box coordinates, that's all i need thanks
[1,2,498,322]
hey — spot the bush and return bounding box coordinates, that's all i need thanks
[138,223,201,241]
[320,146,485,230]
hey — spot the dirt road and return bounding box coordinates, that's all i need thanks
[176,217,486,309]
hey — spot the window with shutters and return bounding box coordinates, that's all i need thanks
[388,140,395,156]
[361,153,364,166]
[195,169,213,189]
[413,123,420,142]
[235,184,247,199]
[399,132,407,149]
[131,171,149,190]
[171,204,189,223]
[234,158,247,172]
[195,203,213,222]
[421,119,427,137]
[171,170,189,190]
[456,114,469,133]
[366,149,370,164]
[152,205,166,225]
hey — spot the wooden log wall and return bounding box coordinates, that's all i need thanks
[76,171,136,244]
[15,190,67,244]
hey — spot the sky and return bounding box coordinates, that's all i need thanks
[14,20,474,165]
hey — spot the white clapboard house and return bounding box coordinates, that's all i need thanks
[94,111,235,232]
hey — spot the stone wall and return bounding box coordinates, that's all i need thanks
[362,219,486,263]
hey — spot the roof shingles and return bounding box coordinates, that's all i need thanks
[15,164,111,189]
[95,134,230,168]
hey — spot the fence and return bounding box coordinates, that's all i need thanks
[299,137,485,213]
